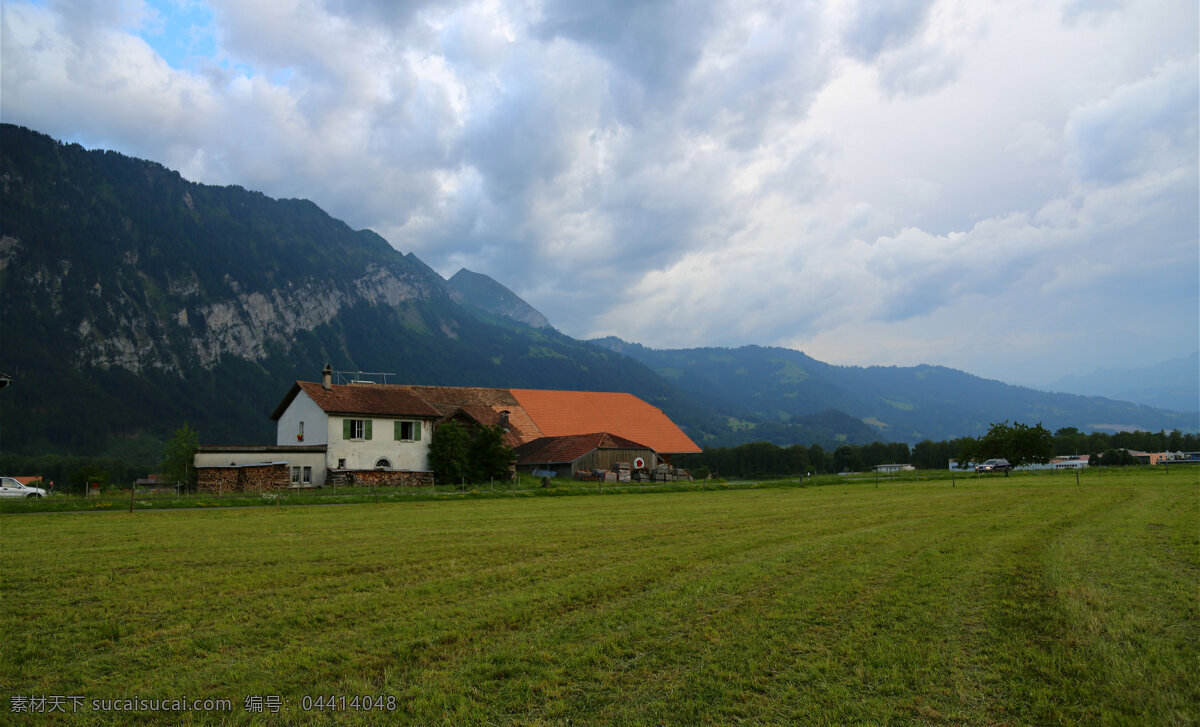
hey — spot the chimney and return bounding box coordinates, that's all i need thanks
[322,363,333,391]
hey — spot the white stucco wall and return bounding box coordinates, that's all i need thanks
[326,417,433,472]
[276,390,329,446]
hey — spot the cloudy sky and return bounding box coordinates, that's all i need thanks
[3,0,1197,386]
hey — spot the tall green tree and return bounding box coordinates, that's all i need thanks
[973,420,1054,468]
[429,420,471,484]
[160,422,199,491]
[468,425,515,482]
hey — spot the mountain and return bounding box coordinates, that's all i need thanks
[1044,353,1199,413]
[590,338,1198,442]
[447,268,551,329]
[0,124,719,458]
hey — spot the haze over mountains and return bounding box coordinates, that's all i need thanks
[1,125,1194,462]
[1043,353,1198,414]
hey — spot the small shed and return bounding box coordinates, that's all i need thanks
[514,432,657,479]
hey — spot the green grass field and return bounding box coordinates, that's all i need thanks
[2,469,1197,725]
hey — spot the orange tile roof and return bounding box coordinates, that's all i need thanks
[509,389,701,454]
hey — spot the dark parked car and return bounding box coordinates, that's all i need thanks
[975,458,1013,474]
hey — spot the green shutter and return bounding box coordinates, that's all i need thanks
[414,422,421,441]
[394,421,402,441]
[365,420,373,440]
[343,419,351,440]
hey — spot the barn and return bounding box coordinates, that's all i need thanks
[513,432,657,478]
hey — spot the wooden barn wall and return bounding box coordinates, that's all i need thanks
[577,448,658,473]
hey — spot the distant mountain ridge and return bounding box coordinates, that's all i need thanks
[1,123,1193,463]
[1044,353,1199,413]
[589,338,1197,442]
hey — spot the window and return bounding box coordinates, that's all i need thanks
[337,458,346,469]
[302,466,312,484]
[344,419,371,440]
[374,458,391,469]
[394,420,421,441]
[291,466,301,484]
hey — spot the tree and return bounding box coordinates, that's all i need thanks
[160,422,198,492]
[429,420,514,484]
[429,420,471,484]
[808,444,827,473]
[468,425,515,481]
[70,464,110,495]
[833,445,863,473]
[1095,448,1137,467]
[956,436,979,469]
[974,420,1054,469]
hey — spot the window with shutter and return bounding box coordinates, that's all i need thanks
[344,419,367,440]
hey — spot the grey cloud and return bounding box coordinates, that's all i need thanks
[534,0,720,111]
[841,0,936,61]
[1066,59,1198,185]
[875,42,960,96]
[1061,0,1124,25]
[319,0,445,29]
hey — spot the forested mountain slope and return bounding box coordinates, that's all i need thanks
[591,338,1196,442]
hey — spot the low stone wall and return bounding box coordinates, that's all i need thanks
[197,463,289,494]
[330,469,434,487]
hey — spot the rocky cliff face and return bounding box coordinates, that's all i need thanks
[71,268,432,373]
[0,124,453,375]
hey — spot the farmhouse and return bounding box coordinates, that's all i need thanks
[195,365,700,492]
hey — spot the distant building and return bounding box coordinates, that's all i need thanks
[1129,450,1200,465]
[949,455,1091,471]
[873,463,915,473]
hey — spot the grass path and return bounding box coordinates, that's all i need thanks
[2,470,1196,724]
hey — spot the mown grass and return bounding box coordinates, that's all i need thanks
[0,474,775,514]
[1,468,1196,725]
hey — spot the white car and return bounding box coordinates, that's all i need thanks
[0,477,48,498]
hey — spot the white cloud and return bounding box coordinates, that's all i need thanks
[1,0,1196,384]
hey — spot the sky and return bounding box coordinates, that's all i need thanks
[2,0,1197,387]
